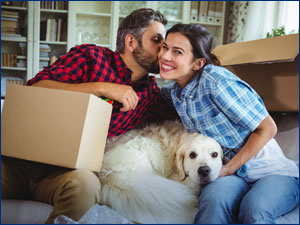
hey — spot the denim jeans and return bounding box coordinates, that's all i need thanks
[194,174,299,224]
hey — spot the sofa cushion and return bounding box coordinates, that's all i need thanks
[1,199,52,224]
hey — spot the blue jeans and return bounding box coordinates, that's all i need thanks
[194,174,299,224]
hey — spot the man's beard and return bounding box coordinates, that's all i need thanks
[132,44,160,74]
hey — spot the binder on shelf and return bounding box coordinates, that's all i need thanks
[199,1,209,23]
[190,1,198,21]
[206,1,216,23]
[214,1,223,24]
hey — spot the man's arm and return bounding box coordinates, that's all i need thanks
[32,80,139,112]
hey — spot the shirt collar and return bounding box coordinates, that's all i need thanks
[114,51,132,83]
[114,51,150,86]
[172,70,201,100]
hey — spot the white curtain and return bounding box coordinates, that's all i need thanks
[242,1,299,41]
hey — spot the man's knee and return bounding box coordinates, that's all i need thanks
[47,170,101,223]
[60,169,101,199]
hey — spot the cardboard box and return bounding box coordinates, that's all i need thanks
[1,84,112,172]
[212,34,299,112]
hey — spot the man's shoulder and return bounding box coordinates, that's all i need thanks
[69,44,114,57]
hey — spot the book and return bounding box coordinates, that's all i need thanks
[40,20,47,41]
[56,19,62,41]
[46,19,51,41]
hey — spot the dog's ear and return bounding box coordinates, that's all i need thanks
[176,149,186,181]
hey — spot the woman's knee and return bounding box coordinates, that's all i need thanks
[239,175,299,224]
[239,198,273,224]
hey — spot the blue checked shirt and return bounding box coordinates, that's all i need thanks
[161,64,268,151]
[161,64,299,181]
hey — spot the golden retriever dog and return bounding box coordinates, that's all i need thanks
[98,120,223,224]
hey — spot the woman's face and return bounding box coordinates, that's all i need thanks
[158,32,199,89]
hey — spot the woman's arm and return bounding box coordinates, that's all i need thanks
[32,80,139,112]
[219,114,277,177]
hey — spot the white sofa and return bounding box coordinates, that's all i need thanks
[1,113,299,224]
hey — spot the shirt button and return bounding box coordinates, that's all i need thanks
[190,96,193,98]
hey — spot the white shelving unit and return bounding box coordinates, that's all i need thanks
[68,1,226,51]
[1,1,33,97]
[1,1,70,97]
[32,1,69,75]
[1,1,226,95]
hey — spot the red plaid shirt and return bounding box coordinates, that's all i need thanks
[26,44,178,138]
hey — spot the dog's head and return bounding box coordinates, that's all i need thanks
[176,133,223,187]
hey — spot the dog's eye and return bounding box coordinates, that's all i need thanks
[211,152,218,158]
[189,151,197,159]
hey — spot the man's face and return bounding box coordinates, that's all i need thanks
[132,21,166,74]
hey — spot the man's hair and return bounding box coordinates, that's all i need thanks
[116,8,167,53]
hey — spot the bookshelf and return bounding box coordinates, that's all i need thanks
[1,1,70,97]
[33,1,69,75]
[1,1,31,97]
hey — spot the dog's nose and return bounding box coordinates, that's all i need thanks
[198,166,211,177]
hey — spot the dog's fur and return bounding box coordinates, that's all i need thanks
[98,120,223,224]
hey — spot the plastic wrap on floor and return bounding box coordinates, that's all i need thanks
[54,204,133,224]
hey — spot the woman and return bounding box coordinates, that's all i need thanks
[158,23,299,224]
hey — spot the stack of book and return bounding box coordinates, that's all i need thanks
[16,55,27,68]
[40,44,51,57]
[1,10,21,37]
[39,44,52,70]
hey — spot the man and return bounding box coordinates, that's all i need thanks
[1,8,177,223]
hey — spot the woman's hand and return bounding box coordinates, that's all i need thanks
[218,165,232,178]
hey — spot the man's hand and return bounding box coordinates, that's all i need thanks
[101,83,139,112]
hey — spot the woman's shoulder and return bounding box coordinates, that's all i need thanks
[202,64,239,82]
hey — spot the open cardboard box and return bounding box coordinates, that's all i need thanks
[1,84,112,172]
[212,33,299,112]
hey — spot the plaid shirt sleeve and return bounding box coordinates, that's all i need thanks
[213,77,268,132]
[26,44,116,85]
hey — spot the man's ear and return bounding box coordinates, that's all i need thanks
[193,58,206,71]
[124,34,138,53]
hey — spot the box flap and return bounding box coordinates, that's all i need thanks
[212,33,299,66]
[76,94,112,172]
